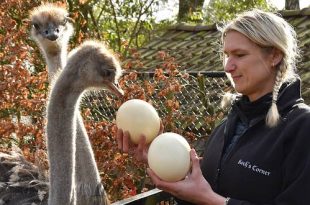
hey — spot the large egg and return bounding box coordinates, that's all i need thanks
[148,132,191,182]
[116,99,160,144]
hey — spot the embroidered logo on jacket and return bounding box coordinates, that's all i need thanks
[238,159,271,176]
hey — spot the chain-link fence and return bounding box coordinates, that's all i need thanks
[81,71,231,153]
[81,71,231,204]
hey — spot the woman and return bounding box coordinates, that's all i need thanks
[117,9,310,204]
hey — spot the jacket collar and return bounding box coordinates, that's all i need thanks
[276,77,304,112]
[232,77,303,122]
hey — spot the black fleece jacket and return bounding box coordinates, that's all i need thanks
[178,79,310,205]
[199,78,310,205]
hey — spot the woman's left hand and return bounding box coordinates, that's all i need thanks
[147,149,226,205]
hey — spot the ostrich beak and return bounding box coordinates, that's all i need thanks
[106,82,124,98]
[43,26,60,41]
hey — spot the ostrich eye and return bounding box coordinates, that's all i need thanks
[100,69,113,78]
[62,18,68,25]
[32,23,40,30]
[64,16,74,24]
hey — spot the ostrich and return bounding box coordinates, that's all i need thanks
[0,147,49,205]
[30,4,116,205]
[30,3,73,80]
[46,40,123,205]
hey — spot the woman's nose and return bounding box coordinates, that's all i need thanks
[224,59,236,73]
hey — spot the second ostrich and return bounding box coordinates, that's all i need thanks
[30,4,73,80]
[47,40,123,205]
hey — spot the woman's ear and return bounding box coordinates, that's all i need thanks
[272,48,284,67]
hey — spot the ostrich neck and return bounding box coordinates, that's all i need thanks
[48,73,104,204]
[47,72,84,149]
[49,74,83,111]
[46,73,84,205]
[42,42,67,80]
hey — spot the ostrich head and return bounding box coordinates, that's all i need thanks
[64,40,124,97]
[29,4,73,53]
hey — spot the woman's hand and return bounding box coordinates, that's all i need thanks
[116,122,164,163]
[116,129,148,162]
[147,149,226,205]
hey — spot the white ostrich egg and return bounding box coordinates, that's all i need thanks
[116,99,160,144]
[147,132,191,182]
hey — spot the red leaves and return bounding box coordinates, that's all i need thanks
[0,0,47,177]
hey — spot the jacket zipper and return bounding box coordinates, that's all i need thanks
[214,117,264,191]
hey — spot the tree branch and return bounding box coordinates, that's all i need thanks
[108,0,121,53]
[124,0,156,57]
[89,7,102,40]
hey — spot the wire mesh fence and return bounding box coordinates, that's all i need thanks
[81,71,231,154]
[80,71,231,204]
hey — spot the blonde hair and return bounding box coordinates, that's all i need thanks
[221,9,300,127]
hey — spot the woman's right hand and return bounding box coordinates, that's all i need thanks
[116,123,164,163]
[116,128,149,163]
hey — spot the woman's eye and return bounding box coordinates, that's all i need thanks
[236,54,245,57]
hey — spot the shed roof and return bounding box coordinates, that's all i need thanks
[124,8,310,104]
